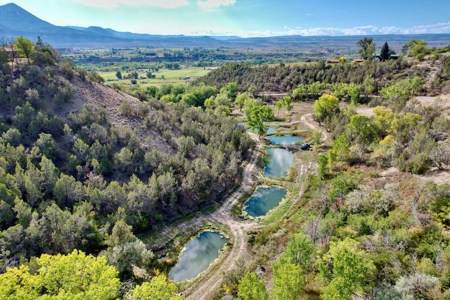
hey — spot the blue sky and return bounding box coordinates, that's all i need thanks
[2,0,450,37]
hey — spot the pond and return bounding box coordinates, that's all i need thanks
[169,231,228,282]
[238,122,279,135]
[264,148,294,177]
[267,135,304,145]
[244,186,288,218]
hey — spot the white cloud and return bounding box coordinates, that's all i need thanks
[196,0,236,10]
[73,0,189,9]
[183,22,450,38]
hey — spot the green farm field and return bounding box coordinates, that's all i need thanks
[101,67,211,87]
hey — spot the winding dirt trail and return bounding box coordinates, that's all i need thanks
[179,113,327,299]
[301,113,328,141]
[184,136,261,300]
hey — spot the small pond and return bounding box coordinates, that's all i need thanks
[244,186,287,218]
[169,231,228,282]
[264,148,294,177]
[267,135,304,145]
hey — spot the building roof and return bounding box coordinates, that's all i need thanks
[326,59,340,63]
[353,58,365,63]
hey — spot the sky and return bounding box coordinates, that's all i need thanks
[2,0,450,37]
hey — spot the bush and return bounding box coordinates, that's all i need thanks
[59,59,75,80]
[407,153,431,174]
[77,68,87,81]
[119,101,133,117]
[88,72,105,84]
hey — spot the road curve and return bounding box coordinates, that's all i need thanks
[183,114,326,299]
[301,113,328,141]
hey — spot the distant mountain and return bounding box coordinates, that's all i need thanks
[0,3,220,47]
[0,3,53,31]
[1,3,450,49]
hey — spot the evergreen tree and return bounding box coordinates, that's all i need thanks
[380,42,390,61]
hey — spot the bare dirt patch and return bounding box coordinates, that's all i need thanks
[356,106,375,117]
[57,77,175,154]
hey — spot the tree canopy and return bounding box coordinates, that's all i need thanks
[0,250,120,300]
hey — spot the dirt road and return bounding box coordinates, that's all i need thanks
[183,113,327,299]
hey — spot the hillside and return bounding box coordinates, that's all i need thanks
[2,34,450,300]
[0,41,253,286]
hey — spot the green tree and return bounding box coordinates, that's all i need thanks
[281,230,315,271]
[271,257,306,300]
[283,96,293,112]
[35,133,58,160]
[246,105,274,137]
[363,76,375,98]
[318,238,375,300]
[14,36,35,63]
[107,219,136,247]
[313,94,339,125]
[328,133,350,165]
[248,85,257,97]
[235,93,250,111]
[221,82,238,96]
[53,174,84,208]
[274,100,284,115]
[357,37,376,60]
[116,71,122,79]
[407,39,429,59]
[128,274,184,300]
[104,239,154,276]
[380,42,390,61]
[0,250,120,300]
[237,272,268,300]
[130,71,139,79]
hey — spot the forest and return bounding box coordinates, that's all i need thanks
[1,35,450,300]
[0,37,254,298]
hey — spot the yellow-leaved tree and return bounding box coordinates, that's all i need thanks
[0,250,120,300]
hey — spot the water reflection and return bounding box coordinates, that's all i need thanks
[170,232,228,282]
[244,186,287,217]
[265,148,294,177]
[267,135,304,145]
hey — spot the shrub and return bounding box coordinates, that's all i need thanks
[88,71,105,84]
[119,101,133,117]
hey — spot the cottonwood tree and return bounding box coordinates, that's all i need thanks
[127,274,184,300]
[237,272,268,300]
[313,94,339,126]
[271,257,306,300]
[281,230,315,271]
[357,37,376,61]
[0,250,120,299]
[274,100,283,115]
[246,105,274,137]
[14,36,34,64]
[283,96,293,112]
[318,238,375,300]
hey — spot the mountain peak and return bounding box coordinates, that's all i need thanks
[0,2,53,32]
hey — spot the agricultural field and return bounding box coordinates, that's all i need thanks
[101,67,211,88]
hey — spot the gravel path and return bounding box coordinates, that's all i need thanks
[183,114,327,299]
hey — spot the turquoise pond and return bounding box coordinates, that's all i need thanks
[264,148,294,177]
[169,232,228,282]
[244,186,288,218]
[267,135,304,145]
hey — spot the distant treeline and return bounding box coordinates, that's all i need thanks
[195,59,422,93]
